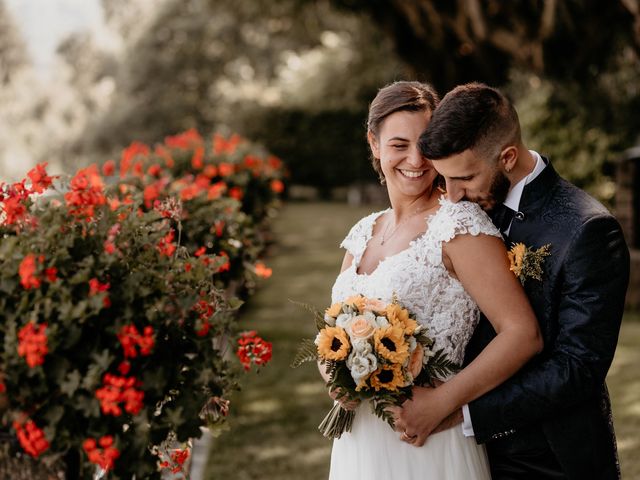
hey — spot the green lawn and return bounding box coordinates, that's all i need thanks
[205,202,640,480]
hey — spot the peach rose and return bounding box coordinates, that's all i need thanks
[349,315,375,340]
[408,344,424,379]
[363,298,387,313]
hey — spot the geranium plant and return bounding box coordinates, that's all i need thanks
[105,129,284,298]
[0,162,271,478]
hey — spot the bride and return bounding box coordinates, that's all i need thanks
[323,81,542,479]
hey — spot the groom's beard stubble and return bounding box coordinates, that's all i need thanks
[463,169,511,213]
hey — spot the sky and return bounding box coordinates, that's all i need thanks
[5,0,107,77]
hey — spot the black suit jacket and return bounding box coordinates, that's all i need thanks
[464,161,630,479]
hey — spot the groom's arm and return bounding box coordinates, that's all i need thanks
[467,214,630,443]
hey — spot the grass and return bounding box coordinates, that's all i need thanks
[204,202,640,480]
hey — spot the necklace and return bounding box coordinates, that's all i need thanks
[379,200,436,245]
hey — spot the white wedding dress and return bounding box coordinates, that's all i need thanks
[329,198,500,480]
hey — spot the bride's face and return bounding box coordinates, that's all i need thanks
[369,110,437,200]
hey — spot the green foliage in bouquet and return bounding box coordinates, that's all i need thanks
[0,162,268,478]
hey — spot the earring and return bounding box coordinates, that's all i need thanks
[505,166,512,173]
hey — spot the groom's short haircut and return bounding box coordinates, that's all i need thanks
[418,82,521,162]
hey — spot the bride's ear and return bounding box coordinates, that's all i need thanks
[367,131,380,159]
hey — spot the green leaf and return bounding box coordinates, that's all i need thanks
[43,405,65,425]
[60,369,82,397]
[291,339,318,368]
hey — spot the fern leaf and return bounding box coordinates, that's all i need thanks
[290,339,319,368]
[288,298,325,329]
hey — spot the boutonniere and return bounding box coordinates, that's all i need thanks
[508,242,551,284]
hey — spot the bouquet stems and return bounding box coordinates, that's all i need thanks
[318,403,355,439]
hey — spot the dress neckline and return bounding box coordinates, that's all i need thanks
[354,200,444,277]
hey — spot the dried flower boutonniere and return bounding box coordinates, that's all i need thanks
[508,243,551,284]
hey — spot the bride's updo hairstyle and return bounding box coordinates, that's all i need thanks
[367,81,439,184]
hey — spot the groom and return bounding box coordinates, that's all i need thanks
[418,83,630,479]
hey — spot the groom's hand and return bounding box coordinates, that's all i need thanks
[389,385,452,447]
[328,387,360,411]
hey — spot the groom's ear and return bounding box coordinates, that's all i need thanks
[367,131,380,159]
[500,146,518,173]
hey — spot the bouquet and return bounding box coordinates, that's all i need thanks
[292,294,456,439]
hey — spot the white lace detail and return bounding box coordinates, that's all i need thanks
[339,209,389,266]
[332,197,500,377]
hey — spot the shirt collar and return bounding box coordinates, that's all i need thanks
[503,150,546,212]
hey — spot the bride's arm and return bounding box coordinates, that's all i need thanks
[394,233,542,444]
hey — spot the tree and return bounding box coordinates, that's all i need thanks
[74,0,405,192]
[330,0,640,92]
[0,0,28,85]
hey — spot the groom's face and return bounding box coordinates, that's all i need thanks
[431,148,511,212]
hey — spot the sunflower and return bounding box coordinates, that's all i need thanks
[386,303,418,335]
[316,326,350,361]
[508,243,526,278]
[374,325,409,364]
[369,363,405,392]
[325,302,343,318]
[345,295,366,312]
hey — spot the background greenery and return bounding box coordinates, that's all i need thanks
[206,202,640,480]
[2,0,640,200]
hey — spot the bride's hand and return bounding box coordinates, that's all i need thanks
[329,387,360,411]
[389,384,452,447]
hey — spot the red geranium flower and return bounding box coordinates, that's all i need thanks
[229,187,243,200]
[19,254,40,289]
[95,374,144,416]
[236,331,272,371]
[64,165,106,220]
[83,435,121,471]
[102,159,116,176]
[120,142,150,177]
[191,146,205,169]
[165,129,203,150]
[270,179,285,194]
[13,418,49,458]
[156,229,176,257]
[17,322,48,368]
[213,133,242,155]
[254,262,272,279]
[218,163,235,177]
[26,163,55,194]
[117,324,155,358]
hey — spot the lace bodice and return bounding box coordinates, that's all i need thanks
[331,197,500,376]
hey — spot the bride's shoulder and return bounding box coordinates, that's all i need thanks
[437,197,488,218]
[431,197,499,239]
[341,209,388,248]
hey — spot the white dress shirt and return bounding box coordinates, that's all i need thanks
[461,150,547,437]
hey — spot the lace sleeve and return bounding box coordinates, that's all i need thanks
[422,198,501,265]
[339,210,387,266]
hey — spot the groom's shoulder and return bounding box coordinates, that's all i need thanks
[551,174,614,223]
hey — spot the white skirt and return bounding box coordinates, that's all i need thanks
[329,403,490,480]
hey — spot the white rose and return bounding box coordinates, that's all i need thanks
[347,349,378,385]
[323,313,336,326]
[375,316,389,328]
[336,313,353,329]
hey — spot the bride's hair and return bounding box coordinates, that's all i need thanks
[367,81,440,185]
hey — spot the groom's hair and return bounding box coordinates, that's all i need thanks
[418,83,521,162]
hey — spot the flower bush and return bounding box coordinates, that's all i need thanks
[104,129,285,298]
[0,150,278,478]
